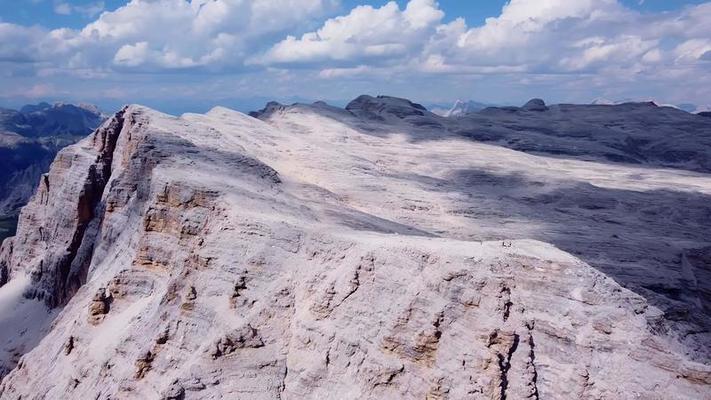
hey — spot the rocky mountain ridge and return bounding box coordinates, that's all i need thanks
[440,100,491,117]
[0,102,105,239]
[0,97,709,399]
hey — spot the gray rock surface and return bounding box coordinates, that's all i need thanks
[0,99,709,399]
[0,103,105,237]
[521,98,548,112]
[459,100,711,172]
[438,100,491,117]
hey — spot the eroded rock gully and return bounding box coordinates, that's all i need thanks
[0,103,709,399]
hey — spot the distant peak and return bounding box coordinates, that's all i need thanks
[522,98,548,111]
[248,101,287,118]
[19,102,53,114]
[346,94,427,111]
[591,98,616,105]
[444,99,490,117]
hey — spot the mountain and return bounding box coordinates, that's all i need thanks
[694,105,711,114]
[0,103,105,240]
[591,98,711,114]
[453,99,711,172]
[0,102,104,137]
[590,98,617,105]
[430,99,491,117]
[0,97,709,398]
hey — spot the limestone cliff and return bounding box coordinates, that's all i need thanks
[0,102,105,240]
[0,101,709,399]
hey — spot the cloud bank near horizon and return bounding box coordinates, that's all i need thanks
[1,0,710,111]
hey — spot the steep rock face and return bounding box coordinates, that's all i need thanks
[0,135,76,219]
[0,103,105,236]
[1,109,124,306]
[0,102,709,399]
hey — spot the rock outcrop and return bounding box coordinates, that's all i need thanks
[521,98,548,112]
[0,102,105,239]
[1,109,124,307]
[0,100,709,399]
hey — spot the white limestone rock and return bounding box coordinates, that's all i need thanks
[0,99,709,399]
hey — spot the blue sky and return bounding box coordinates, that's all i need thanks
[3,1,507,28]
[3,1,708,28]
[1,0,710,114]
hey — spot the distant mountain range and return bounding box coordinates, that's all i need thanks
[591,98,711,113]
[428,100,493,117]
[432,98,710,118]
[0,102,105,239]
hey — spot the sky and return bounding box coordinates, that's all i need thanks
[0,0,710,114]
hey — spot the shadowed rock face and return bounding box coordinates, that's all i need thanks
[0,103,105,229]
[521,98,548,112]
[450,101,711,173]
[346,95,429,120]
[0,99,709,399]
[0,103,104,138]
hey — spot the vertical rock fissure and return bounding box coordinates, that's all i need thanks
[500,284,512,322]
[498,333,519,400]
[526,329,540,400]
[42,109,126,307]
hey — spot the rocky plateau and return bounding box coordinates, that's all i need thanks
[0,96,709,399]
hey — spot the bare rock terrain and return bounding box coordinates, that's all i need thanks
[0,97,709,399]
[0,102,105,240]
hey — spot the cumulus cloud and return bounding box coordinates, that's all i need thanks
[5,0,338,71]
[1,0,710,105]
[5,0,711,77]
[257,0,711,83]
[0,23,46,63]
[53,1,105,18]
[254,0,444,65]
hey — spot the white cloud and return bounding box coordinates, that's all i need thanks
[256,0,663,77]
[559,36,657,71]
[8,0,339,71]
[456,0,625,52]
[255,0,444,65]
[641,48,663,64]
[674,39,711,63]
[79,1,106,18]
[0,23,46,62]
[113,41,150,67]
[53,1,105,18]
[53,2,72,15]
[6,0,711,78]
[430,0,639,71]
[255,0,711,86]
[1,0,711,106]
